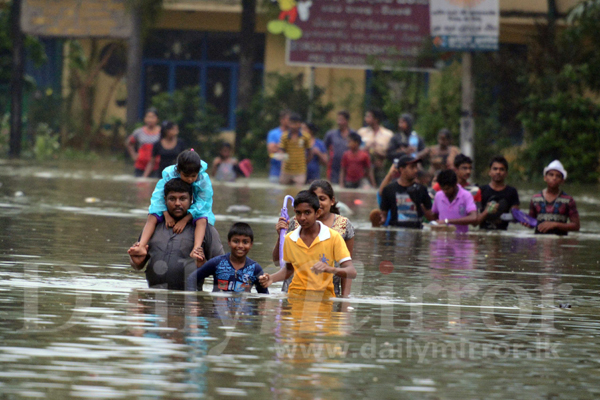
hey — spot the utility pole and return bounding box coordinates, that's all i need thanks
[126,5,142,127]
[9,0,24,158]
[460,52,474,165]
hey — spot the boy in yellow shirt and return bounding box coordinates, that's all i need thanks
[278,113,312,185]
[259,191,357,298]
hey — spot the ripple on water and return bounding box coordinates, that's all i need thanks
[1,162,600,399]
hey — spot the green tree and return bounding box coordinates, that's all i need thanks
[237,73,334,171]
[516,1,600,182]
[151,86,223,163]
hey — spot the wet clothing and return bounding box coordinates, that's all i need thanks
[128,127,160,172]
[307,139,326,183]
[186,253,268,293]
[148,164,215,224]
[324,128,354,184]
[152,138,186,175]
[282,221,352,298]
[288,215,355,242]
[341,149,371,186]
[479,185,520,230]
[267,127,283,179]
[529,191,579,236]
[380,181,432,229]
[432,186,477,233]
[141,221,224,290]
[285,214,355,297]
[433,183,482,205]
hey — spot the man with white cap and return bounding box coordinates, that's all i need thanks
[527,160,580,235]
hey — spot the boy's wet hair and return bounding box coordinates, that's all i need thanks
[454,153,473,168]
[309,179,340,214]
[228,222,254,242]
[164,178,193,198]
[288,112,303,123]
[437,169,458,187]
[348,132,362,145]
[176,149,202,175]
[489,155,509,171]
[294,190,320,212]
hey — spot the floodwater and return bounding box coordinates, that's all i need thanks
[1,159,600,399]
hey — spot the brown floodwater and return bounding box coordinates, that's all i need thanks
[1,159,600,399]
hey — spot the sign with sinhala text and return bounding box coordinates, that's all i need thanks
[21,0,133,38]
[430,0,499,51]
[286,0,431,69]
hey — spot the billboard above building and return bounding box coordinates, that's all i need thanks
[430,0,499,51]
[279,0,431,70]
[21,0,133,38]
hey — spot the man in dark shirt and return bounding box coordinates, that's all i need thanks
[476,156,520,230]
[128,178,224,290]
[378,155,432,229]
[324,110,355,184]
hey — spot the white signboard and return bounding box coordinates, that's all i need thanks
[430,0,499,51]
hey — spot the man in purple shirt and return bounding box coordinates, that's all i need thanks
[425,169,477,233]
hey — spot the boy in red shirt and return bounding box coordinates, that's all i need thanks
[340,132,376,189]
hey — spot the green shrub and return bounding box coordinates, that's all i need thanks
[150,86,223,163]
[519,91,600,182]
[33,123,60,160]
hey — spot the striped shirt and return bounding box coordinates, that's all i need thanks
[279,131,311,174]
[128,127,160,170]
[529,191,578,235]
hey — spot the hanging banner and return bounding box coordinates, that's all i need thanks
[281,0,431,70]
[21,0,132,38]
[430,0,499,51]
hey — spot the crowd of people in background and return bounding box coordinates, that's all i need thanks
[126,106,581,295]
[126,106,580,255]
[264,107,580,236]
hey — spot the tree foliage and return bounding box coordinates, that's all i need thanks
[516,1,600,182]
[237,73,334,171]
[151,86,223,163]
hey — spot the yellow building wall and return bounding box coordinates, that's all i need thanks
[263,34,366,128]
[61,39,128,138]
[89,8,367,135]
[87,1,585,137]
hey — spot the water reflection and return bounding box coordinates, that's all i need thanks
[429,233,476,273]
[1,160,600,398]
